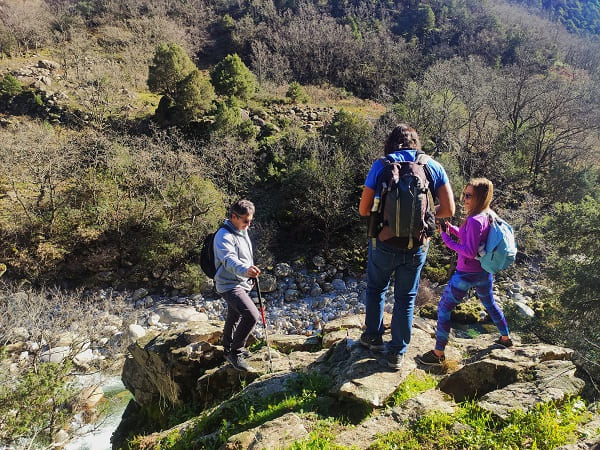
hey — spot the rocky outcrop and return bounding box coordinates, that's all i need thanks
[114,315,594,450]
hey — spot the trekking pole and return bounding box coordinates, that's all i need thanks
[254,277,273,373]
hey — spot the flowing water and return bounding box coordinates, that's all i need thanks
[64,376,131,450]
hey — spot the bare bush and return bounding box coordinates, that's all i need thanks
[0,0,54,55]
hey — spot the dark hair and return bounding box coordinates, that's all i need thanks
[384,123,422,154]
[230,199,255,217]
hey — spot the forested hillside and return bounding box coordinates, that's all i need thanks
[0,0,598,359]
[511,0,600,35]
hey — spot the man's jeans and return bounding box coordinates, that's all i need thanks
[364,238,428,355]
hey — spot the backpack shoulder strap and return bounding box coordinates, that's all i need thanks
[221,222,237,235]
[415,151,430,165]
[414,151,436,200]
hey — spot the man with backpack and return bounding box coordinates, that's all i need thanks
[359,124,455,369]
[214,199,261,371]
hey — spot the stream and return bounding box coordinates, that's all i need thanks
[64,376,131,450]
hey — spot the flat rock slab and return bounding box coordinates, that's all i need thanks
[222,412,308,449]
[311,328,460,407]
[152,304,209,324]
[268,334,321,353]
[335,388,456,448]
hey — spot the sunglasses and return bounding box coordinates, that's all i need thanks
[463,193,473,200]
[235,214,252,224]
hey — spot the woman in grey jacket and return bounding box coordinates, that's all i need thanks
[214,199,261,371]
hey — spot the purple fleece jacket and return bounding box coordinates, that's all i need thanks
[441,213,490,272]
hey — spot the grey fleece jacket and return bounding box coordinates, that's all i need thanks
[213,219,254,293]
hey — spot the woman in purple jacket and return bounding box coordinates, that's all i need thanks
[418,178,512,365]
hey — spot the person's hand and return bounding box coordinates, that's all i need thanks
[246,265,261,278]
[436,219,446,233]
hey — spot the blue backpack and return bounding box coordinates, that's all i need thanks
[478,212,517,274]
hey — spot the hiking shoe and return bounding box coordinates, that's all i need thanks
[225,353,252,371]
[386,352,404,370]
[224,348,251,358]
[359,333,385,352]
[495,336,513,348]
[417,350,446,366]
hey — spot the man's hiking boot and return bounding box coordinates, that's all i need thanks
[386,352,404,370]
[224,347,251,358]
[417,350,445,366]
[359,333,385,353]
[225,353,252,371]
[494,336,513,348]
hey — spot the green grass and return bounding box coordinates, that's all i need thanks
[387,372,438,407]
[287,418,354,449]
[139,373,337,449]
[371,397,589,450]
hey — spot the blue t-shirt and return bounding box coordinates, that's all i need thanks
[363,149,449,193]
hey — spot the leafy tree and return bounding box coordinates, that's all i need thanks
[0,359,75,445]
[147,43,196,98]
[283,138,359,246]
[210,54,256,100]
[173,69,216,123]
[543,195,600,314]
[323,110,376,176]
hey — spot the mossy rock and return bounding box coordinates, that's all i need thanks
[451,300,485,324]
[420,303,438,319]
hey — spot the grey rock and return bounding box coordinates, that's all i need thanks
[224,413,308,449]
[274,263,292,277]
[312,256,326,268]
[258,274,277,293]
[152,304,208,324]
[40,346,70,363]
[331,279,346,291]
[38,59,60,70]
[128,324,146,341]
[478,360,585,419]
[310,284,322,297]
[514,301,535,318]
[284,289,299,302]
[131,288,149,302]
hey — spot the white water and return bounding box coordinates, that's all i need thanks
[64,376,130,450]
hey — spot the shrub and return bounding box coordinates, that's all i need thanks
[0,74,23,97]
[210,54,256,100]
[286,81,309,103]
[0,359,75,446]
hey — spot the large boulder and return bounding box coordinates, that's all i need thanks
[121,321,223,407]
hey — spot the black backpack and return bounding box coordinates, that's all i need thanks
[199,223,235,278]
[368,152,436,248]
